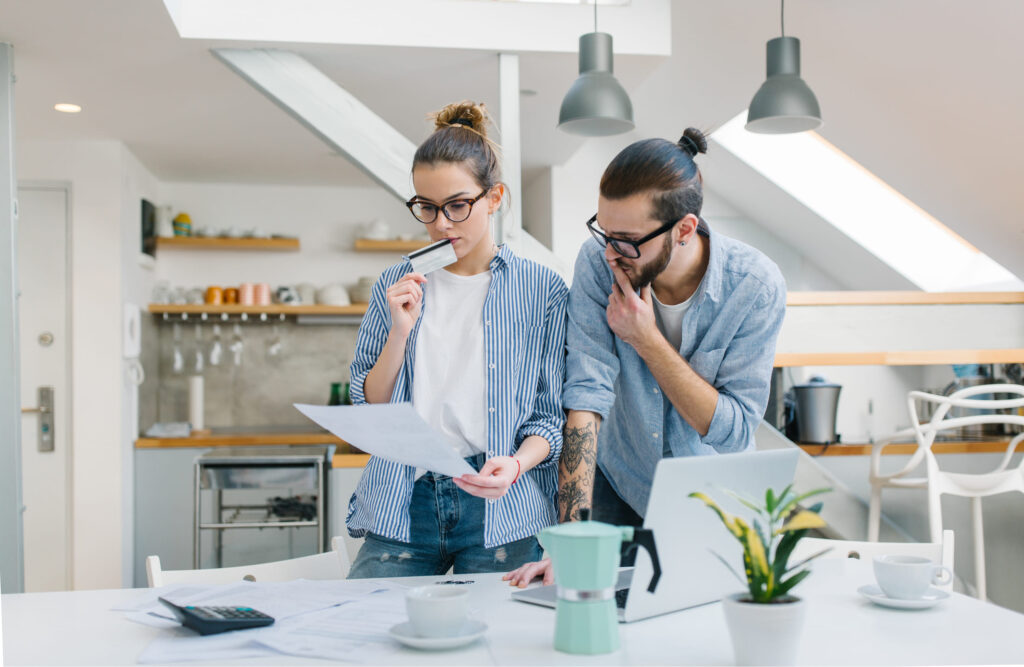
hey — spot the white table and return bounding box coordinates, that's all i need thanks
[3,560,1023,665]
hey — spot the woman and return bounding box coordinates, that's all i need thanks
[346,101,568,578]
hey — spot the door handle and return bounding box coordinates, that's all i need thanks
[22,387,55,452]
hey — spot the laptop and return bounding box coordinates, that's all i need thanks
[511,448,800,622]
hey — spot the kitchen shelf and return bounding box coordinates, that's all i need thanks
[785,291,1024,306]
[798,440,1018,457]
[148,304,368,316]
[155,236,300,251]
[774,349,1024,367]
[353,238,430,252]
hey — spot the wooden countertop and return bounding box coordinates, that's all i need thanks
[797,440,1020,456]
[134,432,370,468]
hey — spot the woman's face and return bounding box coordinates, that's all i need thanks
[411,162,501,260]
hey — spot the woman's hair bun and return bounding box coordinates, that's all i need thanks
[677,127,708,158]
[433,101,490,139]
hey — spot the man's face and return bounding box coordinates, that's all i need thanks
[596,194,675,290]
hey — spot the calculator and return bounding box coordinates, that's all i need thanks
[157,597,275,635]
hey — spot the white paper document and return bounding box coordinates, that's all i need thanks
[135,580,410,664]
[294,402,476,477]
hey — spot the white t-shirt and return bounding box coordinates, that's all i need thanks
[412,267,492,460]
[652,288,697,351]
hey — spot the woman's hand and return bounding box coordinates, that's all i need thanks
[502,558,554,588]
[386,272,427,337]
[453,456,519,499]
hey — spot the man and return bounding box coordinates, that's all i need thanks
[505,129,786,586]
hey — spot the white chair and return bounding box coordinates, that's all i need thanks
[867,384,1024,600]
[790,530,955,592]
[147,536,351,587]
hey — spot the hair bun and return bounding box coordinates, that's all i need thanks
[432,101,490,139]
[677,128,708,158]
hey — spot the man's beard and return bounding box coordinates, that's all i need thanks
[617,234,674,290]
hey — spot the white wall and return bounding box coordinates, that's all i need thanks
[17,140,125,590]
[119,148,161,587]
[155,183,426,291]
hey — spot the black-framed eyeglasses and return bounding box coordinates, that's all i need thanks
[405,189,490,224]
[586,214,676,259]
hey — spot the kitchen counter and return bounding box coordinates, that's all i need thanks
[134,429,369,468]
[798,439,1020,456]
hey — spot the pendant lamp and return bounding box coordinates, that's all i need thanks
[746,0,822,134]
[558,1,634,136]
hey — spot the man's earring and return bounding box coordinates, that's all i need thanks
[679,240,687,247]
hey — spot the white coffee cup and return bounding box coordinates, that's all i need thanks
[873,555,952,600]
[405,585,470,638]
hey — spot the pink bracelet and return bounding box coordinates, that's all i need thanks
[512,458,522,484]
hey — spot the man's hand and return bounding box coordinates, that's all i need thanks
[502,558,554,588]
[606,262,658,352]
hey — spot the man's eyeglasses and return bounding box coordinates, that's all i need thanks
[406,189,490,224]
[586,214,676,259]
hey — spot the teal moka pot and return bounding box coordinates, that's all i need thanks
[538,512,661,654]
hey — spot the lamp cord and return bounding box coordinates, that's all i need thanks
[781,0,785,36]
[594,0,598,33]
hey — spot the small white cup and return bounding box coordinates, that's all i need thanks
[873,555,952,600]
[405,585,470,638]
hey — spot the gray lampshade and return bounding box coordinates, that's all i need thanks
[746,36,822,134]
[558,32,634,137]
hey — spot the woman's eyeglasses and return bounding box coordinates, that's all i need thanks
[586,214,676,259]
[406,189,490,224]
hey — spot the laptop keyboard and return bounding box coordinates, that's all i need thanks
[615,588,630,609]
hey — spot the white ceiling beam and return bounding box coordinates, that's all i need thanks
[166,0,671,55]
[213,48,415,200]
[497,53,521,249]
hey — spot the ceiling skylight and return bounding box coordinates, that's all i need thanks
[713,111,1022,292]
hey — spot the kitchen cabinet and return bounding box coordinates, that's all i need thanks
[134,438,368,586]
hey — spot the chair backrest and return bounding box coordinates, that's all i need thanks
[147,536,351,587]
[910,384,1024,441]
[790,529,955,591]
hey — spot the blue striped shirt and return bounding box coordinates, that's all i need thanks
[347,245,568,548]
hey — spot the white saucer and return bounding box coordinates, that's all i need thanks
[388,620,487,650]
[858,584,950,609]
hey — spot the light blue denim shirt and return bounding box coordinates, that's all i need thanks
[348,245,568,548]
[563,221,787,516]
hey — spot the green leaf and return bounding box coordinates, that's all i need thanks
[765,487,777,514]
[777,487,832,517]
[770,484,794,520]
[723,488,764,517]
[775,568,812,597]
[785,547,834,574]
[772,528,806,583]
[709,550,746,586]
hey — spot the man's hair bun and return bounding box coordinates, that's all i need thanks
[677,128,708,158]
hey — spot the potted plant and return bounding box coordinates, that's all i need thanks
[689,485,830,666]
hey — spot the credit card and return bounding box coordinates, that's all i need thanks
[405,238,457,274]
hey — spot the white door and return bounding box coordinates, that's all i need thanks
[18,184,71,592]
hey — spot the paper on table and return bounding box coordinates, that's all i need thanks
[294,402,476,478]
[137,581,409,664]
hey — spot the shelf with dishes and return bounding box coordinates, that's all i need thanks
[155,236,300,251]
[148,304,369,318]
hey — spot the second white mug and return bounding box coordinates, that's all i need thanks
[873,555,952,600]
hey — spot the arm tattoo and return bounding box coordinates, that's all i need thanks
[561,423,596,474]
[559,479,588,523]
[559,421,597,522]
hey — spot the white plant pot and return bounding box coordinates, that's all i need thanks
[721,592,807,666]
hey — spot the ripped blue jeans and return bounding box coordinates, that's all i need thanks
[347,455,543,578]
